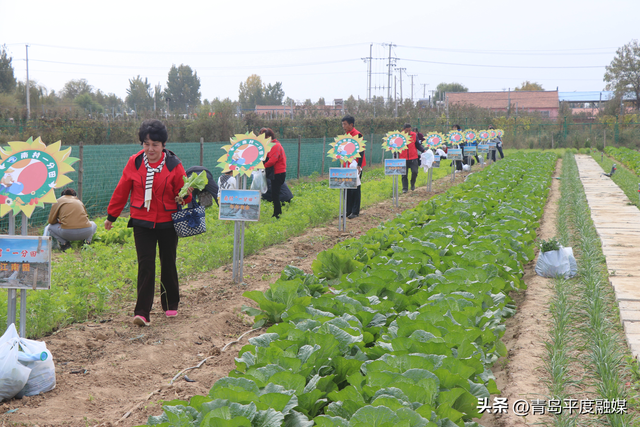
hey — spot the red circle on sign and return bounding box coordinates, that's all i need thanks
[17,161,48,194]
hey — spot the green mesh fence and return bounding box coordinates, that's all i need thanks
[16,136,392,234]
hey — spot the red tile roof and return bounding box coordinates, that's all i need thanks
[447,91,559,110]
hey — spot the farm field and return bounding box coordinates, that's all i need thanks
[0,162,467,426]
[1,150,639,427]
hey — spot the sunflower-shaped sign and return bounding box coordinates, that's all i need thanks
[496,129,504,137]
[463,129,477,144]
[217,132,274,177]
[0,137,77,218]
[447,130,464,147]
[424,132,445,148]
[488,129,497,139]
[328,133,366,163]
[382,131,410,154]
[477,130,490,142]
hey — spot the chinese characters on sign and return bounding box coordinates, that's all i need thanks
[448,148,463,161]
[384,159,407,176]
[219,189,261,222]
[0,236,52,289]
[329,168,358,189]
[477,397,628,416]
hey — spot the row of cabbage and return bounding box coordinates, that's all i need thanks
[145,151,557,427]
[604,146,640,174]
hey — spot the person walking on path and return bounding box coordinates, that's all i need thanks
[399,123,426,192]
[46,188,97,251]
[260,127,287,219]
[488,125,504,160]
[104,120,192,327]
[341,115,366,219]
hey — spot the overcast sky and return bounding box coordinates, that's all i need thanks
[1,0,638,105]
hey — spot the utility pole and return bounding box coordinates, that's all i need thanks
[396,68,406,101]
[25,45,30,119]
[361,43,372,102]
[394,75,398,117]
[384,42,396,104]
[409,74,417,103]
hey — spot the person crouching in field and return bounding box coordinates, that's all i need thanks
[104,119,192,327]
[45,188,97,251]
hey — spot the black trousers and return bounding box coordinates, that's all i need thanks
[133,226,180,320]
[401,159,420,191]
[497,145,504,159]
[272,172,286,218]
[346,185,361,215]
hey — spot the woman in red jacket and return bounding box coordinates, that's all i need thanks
[260,128,287,219]
[104,120,192,327]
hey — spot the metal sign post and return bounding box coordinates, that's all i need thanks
[229,176,253,284]
[427,167,433,192]
[330,168,357,232]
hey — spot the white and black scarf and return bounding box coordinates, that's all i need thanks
[143,152,166,211]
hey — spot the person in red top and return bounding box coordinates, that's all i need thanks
[341,115,366,219]
[104,120,192,327]
[399,123,425,192]
[260,127,287,219]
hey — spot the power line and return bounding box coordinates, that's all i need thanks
[22,42,369,56]
[401,58,605,69]
[396,44,616,55]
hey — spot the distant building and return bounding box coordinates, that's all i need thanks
[446,90,560,119]
[255,103,343,118]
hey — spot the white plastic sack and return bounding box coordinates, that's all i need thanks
[535,247,577,278]
[421,151,434,171]
[0,324,56,400]
[250,170,268,194]
[0,325,31,402]
[15,337,55,397]
[462,164,470,171]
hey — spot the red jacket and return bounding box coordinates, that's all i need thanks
[399,131,419,160]
[107,149,191,228]
[341,127,366,168]
[263,140,287,174]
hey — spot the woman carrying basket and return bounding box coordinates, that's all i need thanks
[104,120,192,327]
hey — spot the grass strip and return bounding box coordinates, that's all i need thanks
[559,152,634,426]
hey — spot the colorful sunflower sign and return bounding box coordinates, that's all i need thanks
[217,132,274,177]
[478,130,490,142]
[496,129,504,137]
[463,130,477,144]
[327,133,366,163]
[447,130,464,147]
[424,132,445,148]
[382,131,410,154]
[488,129,497,139]
[0,137,77,218]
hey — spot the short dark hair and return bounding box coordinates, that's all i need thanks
[403,123,412,130]
[259,127,276,140]
[342,115,355,125]
[488,125,495,129]
[453,124,461,131]
[139,120,168,144]
[62,188,77,197]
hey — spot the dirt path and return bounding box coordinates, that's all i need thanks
[0,172,468,427]
[477,159,561,426]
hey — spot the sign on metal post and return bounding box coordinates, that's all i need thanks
[385,159,406,207]
[216,132,275,283]
[326,133,366,231]
[0,137,77,337]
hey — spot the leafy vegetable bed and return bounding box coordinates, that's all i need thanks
[604,146,640,175]
[145,152,557,427]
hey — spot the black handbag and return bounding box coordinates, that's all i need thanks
[171,200,206,237]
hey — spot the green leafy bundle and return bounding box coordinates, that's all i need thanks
[179,171,208,198]
[540,238,560,253]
